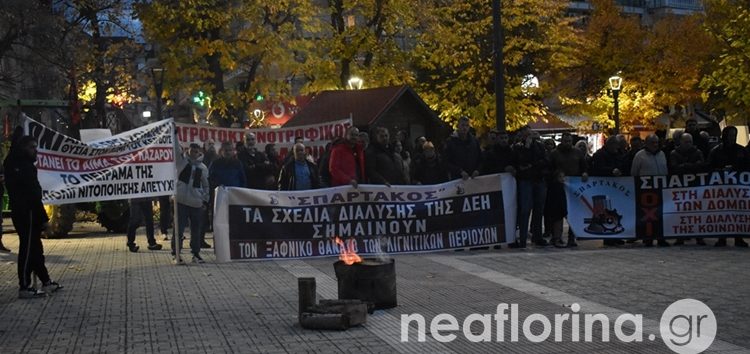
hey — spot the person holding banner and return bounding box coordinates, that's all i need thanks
[173,143,210,263]
[4,134,62,298]
[278,143,320,190]
[548,133,588,248]
[366,127,406,186]
[631,134,671,247]
[329,126,366,188]
[237,132,271,189]
[708,126,749,248]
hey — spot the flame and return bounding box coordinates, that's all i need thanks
[335,237,362,265]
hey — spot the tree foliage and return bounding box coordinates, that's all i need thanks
[298,0,420,93]
[414,0,577,132]
[701,0,750,120]
[138,0,319,126]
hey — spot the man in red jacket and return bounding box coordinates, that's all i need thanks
[329,126,366,187]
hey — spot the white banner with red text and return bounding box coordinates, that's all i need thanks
[23,117,176,204]
[175,118,352,161]
[213,174,517,261]
[565,173,750,239]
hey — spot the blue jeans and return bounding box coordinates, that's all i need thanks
[172,203,203,256]
[517,179,547,246]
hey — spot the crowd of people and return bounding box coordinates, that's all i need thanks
[4,116,749,298]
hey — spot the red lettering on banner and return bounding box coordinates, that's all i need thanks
[199,128,208,142]
[640,191,658,237]
[333,124,343,138]
[189,127,198,142]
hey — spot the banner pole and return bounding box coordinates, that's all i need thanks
[172,121,183,265]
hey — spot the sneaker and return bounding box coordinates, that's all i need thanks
[533,239,549,247]
[192,254,205,263]
[566,241,578,248]
[200,241,212,249]
[0,244,11,253]
[172,255,184,264]
[147,244,163,251]
[127,244,139,253]
[161,233,170,241]
[18,287,46,299]
[43,281,63,293]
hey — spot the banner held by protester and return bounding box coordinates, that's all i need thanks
[213,174,517,262]
[23,116,176,204]
[175,118,351,161]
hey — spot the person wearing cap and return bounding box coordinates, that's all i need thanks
[173,143,210,263]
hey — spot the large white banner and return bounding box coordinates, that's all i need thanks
[176,118,352,161]
[213,174,517,262]
[23,117,176,204]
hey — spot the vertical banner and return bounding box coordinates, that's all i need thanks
[565,176,637,239]
[23,117,176,204]
[213,174,517,262]
[175,118,351,160]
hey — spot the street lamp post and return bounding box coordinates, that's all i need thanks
[492,0,506,132]
[151,67,165,122]
[609,75,622,134]
[347,76,363,90]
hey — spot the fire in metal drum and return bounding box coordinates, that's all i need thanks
[333,258,397,310]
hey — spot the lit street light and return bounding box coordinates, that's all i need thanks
[347,76,363,90]
[609,75,622,134]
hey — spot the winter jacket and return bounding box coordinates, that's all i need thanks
[590,149,628,176]
[3,138,48,224]
[411,155,451,185]
[444,134,482,179]
[513,140,550,181]
[365,142,406,185]
[328,141,365,186]
[278,159,320,190]
[209,157,247,188]
[669,147,705,175]
[176,153,210,208]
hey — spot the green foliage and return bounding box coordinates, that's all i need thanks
[414,0,575,132]
[700,0,750,120]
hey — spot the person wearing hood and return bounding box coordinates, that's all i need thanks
[172,143,210,263]
[708,126,749,247]
[3,132,63,298]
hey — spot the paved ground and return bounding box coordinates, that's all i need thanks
[0,222,748,353]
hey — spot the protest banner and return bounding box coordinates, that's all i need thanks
[175,118,352,161]
[566,172,750,239]
[23,117,176,204]
[212,174,517,261]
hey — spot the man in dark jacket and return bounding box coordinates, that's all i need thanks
[511,127,550,248]
[411,141,450,185]
[209,141,247,188]
[480,131,517,175]
[4,134,63,298]
[708,126,749,247]
[278,143,321,190]
[237,132,271,189]
[444,116,481,180]
[366,127,405,186]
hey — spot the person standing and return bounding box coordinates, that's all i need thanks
[444,116,481,180]
[511,127,550,248]
[0,160,9,252]
[237,132,270,189]
[709,126,749,247]
[547,133,588,248]
[329,126,366,187]
[173,143,210,263]
[4,134,62,298]
[631,134,670,247]
[411,141,451,185]
[278,143,320,190]
[125,197,163,252]
[366,127,406,186]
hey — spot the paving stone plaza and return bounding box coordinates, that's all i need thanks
[0,223,748,353]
